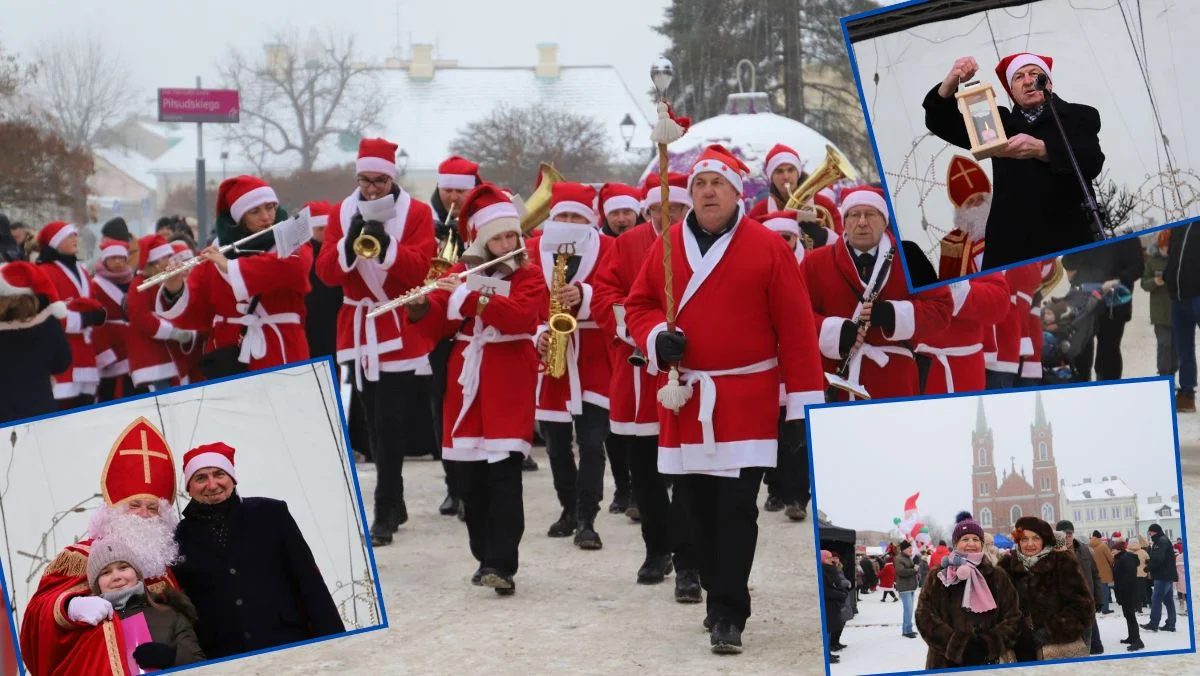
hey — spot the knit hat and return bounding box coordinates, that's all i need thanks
[995,52,1053,100]
[36,221,78,250]
[101,217,132,242]
[437,155,480,191]
[688,144,750,195]
[87,537,144,592]
[458,184,523,259]
[899,540,912,552]
[137,235,174,271]
[182,442,237,487]
[1013,516,1055,548]
[839,186,889,224]
[1147,524,1164,537]
[357,138,399,179]
[216,175,278,224]
[951,511,984,545]
[0,262,67,318]
[1054,520,1075,534]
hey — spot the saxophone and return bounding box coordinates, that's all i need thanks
[543,247,578,378]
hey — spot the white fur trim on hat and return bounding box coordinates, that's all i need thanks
[49,224,78,249]
[549,201,597,225]
[470,202,521,231]
[765,152,802,181]
[763,216,801,237]
[840,191,890,224]
[1005,54,1051,87]
[147,243,175,264]
[356,156,397,179]
[438,174,475,190]
[689,159,744,194]
[310,215,329,228]
[643,186,692,209]
[230,186,278,224]
[99,244,127,260]
[183,452,236,487]
[603,195,640,215]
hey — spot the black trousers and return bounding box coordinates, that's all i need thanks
[357,369,419,516]
[56,394,95,412]
[605,434,631,498]
[1122,602,1140,642]
[347,383,371,461]
[619,434,697,569]
[542,403,609,523]
[682,467,766,631]
[1073,314,1127,382]
[97,375,134,403]
[985,369,1015,390]
[428,338,457,497]
[827,615,845,647]
[763,407,811,505]
[457,452,525,576]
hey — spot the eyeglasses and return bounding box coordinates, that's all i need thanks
[357,175,392,190]
[845,210,884,224]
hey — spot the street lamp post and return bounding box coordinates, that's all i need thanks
[619,113,636,151]
[397,149,410,177]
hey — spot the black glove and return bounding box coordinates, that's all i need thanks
[434,221,451,241]
[959,634,987,666]
[366,221,392,254]
[838,320,859,357]
[80,308,107,328]
[654,330,686,365]
[871,300,896,335]
[133,641,176,669]
[344,213,366,263]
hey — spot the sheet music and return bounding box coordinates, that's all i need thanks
[465,274,511,298]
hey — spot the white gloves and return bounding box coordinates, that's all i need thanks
[67,596,113,625]
[169,328,197,344]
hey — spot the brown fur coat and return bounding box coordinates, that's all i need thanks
[996,549,1096,661]
[915,557,1023,668]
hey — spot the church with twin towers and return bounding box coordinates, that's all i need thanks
[971,392,1062,535]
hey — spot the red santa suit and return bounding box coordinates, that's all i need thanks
[315,186,436,388]
[803,188,954,401]
[91,240,133,384]
[526,184,614,423]
[158,177,312,373]
[915,273,1010,394]
[992,262,1042,375]
[125,237,192,388]
[748,143,803,220]
[1020,259,1060,381]
[20,417,181,676]
[35,222,100,400]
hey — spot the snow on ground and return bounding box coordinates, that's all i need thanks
[832,588,1192,676]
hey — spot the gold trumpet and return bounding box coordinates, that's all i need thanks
[353,224,382,259]
[542,246,577,378]
[520,163,566,234]
[426,203,460,282]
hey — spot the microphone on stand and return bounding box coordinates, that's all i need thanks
[1034,73,1049,91]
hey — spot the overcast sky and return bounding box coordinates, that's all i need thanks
[808,380,1180,533]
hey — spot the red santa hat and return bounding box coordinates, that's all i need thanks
[169,241,194,265]
[36,221,78,251]
[946,155,992,208]
[0,261,67,318]
[688,144,750,195]
[599,182,642,216]
[642,172,692,211]
[839,186,890,224]
[812,192,843,234]
[764,143,803,180]
[304,200,332,229]
[760,210,801,237]
[437,155,480,191]
[995,52,1053,100]
[182,442,237,487]
[98,238,130,261]
[217,175,278,224]
[549,182,598,226]
[102,417,177,506]
[458,183,523,255]
[357,137,399,179]
[137,234,175,271]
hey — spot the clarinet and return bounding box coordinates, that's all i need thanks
[825,247,896,400]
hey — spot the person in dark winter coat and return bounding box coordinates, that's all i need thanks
[822,550,850,656]
[301,203,342,359]
[0,214,26,263]
[1143,523,1178,632]
[997,516,1095,662]
[173,443,346,659]
[924,54,1105,269]
[1061,236,1145,382]
[1165,222,1200,412]
[859,553,879,592]
[895,541,920,638]
[1055,520,1102,651]
[916,513,1022,668]
[1110,536,1144,651]
[0,262,72,425]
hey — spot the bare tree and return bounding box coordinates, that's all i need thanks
[449,104,613,196]
[31,37,133,150]
[219,30,386,173]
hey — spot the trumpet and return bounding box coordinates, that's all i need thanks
[137,222,282,292]
[426,202,460,282]
[366,246,526,319]
[353,223,383,259]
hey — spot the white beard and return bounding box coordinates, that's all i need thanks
[952,194,992,242]
[87,500,180,579]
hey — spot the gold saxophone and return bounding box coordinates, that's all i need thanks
[543,246,578,378]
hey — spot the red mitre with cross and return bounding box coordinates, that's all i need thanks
[101,417,177,506]
[946,155,991,208]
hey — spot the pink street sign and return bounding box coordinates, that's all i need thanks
[157,88,240,123]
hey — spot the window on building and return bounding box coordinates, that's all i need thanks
[1105,489,1115,497]
[980,508,992,527]
[978,448,987,466]
[1083,490,1091,499]
[1100,507,1108,520]
[1011,505,1023,524]
[1040,477,1050,491]
[1086,508,1095,520]
[1074,510,1081,521]
[980,483,988,496]
[1038,441,1048,461]
[1042,503,1054,523]
[1125,506,1134,518]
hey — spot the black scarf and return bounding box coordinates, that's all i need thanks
[37,246,81,278]
[183,490,241,549]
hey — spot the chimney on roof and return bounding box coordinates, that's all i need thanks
[410,44,435,80]
[536,43,560,80]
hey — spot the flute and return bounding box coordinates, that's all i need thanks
[366,247,526,319]
[136,227,277,292]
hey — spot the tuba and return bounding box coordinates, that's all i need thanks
[785,144,856,236]
[542,244,578,378]
[520,163,566,234]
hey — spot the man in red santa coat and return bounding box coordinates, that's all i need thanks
[35,221,106,408]
[624,144,826,653]
[748,143,805,218]
[803,187,953,401]
[938,155,991,280]
[316,138,436,546]
[593,179,701,599]
[528,182,614,550]
[20,418,181,676]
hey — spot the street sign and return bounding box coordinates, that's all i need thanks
[157,88,240,124]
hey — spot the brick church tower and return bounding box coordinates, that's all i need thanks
[970,393,1062,535]
[1029,391,1061,525]
[971,398,999,533]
